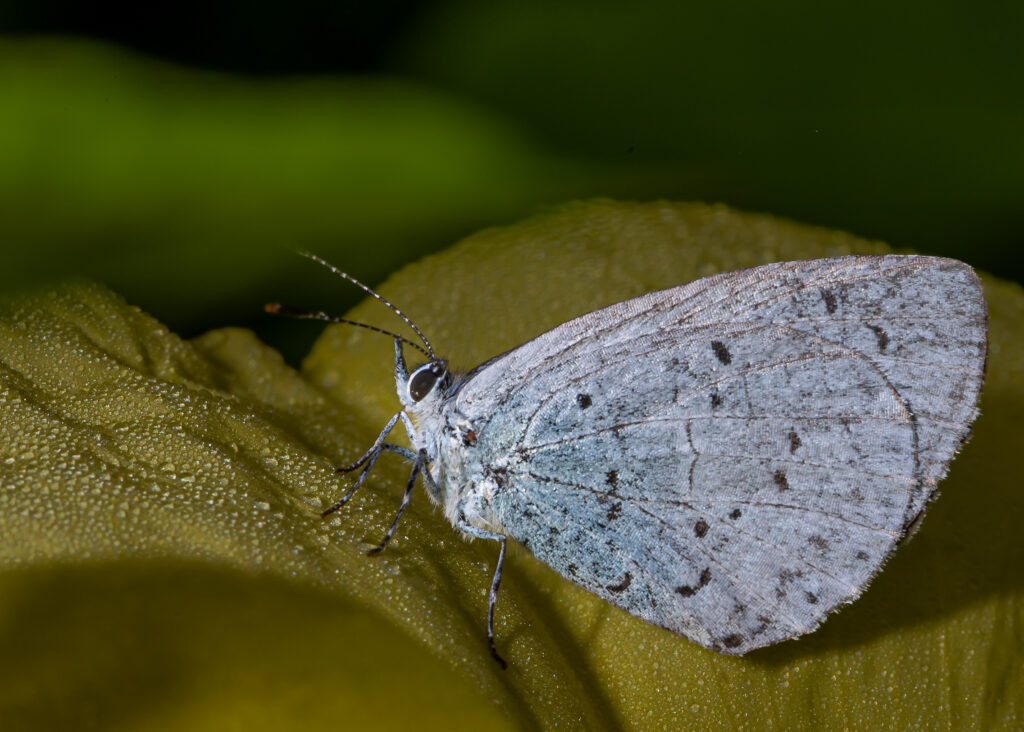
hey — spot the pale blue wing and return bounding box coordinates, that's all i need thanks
[451,256,986,653]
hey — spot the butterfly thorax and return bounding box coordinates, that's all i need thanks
[398,361,501,535]
[402,393,449,502]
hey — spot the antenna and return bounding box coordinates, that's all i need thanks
[297,251,435,358]
[264,303,431,359]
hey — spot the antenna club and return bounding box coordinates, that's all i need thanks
[264,302,283,314]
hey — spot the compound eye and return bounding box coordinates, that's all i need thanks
[408,361,445,402]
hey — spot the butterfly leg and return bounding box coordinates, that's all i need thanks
[334,411,403,473]
[380,444,418,461]
[322,415,414,517]
[322,443,388,517]
[366,449,425,556]
[457,522,509,669]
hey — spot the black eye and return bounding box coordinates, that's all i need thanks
[408,362,445,402]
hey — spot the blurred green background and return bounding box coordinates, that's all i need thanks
[1,0,1021,359]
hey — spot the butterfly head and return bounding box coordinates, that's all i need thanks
[403,359,450,408]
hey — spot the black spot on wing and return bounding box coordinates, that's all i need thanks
[676,567,712,597]
[719,634,743,650]
[772,469,789,491]
[694,519,709,538]
[788,429,802,454]
[607,572,632,593]
[729,508,742,520]
[866,323,890,352]
[821,288,838,314]
[775,568,804,600]
[711,340,732,365]
[710,391,723,409]
[488,466,508,488]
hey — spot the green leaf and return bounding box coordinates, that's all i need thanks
[2,201,1021,729]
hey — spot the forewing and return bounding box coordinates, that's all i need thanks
[455,256,986,653]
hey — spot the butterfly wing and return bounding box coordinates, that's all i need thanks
[452,255,986,654]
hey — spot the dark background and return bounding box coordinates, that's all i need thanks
[3,0,1021,359]
[4,1,430,74]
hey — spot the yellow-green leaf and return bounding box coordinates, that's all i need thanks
[2,201,1021,730]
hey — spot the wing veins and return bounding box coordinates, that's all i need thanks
[648,496,901,537]
[674,258,920,329]
[513,315,936,452]
[519,468,889,607]
[472,258,966,441]
[632,499,863,601]
[517,467,903,537]
[520,470,812,633]
[467,258,886,411]
[521,426,917,483]
[513,328,887,445]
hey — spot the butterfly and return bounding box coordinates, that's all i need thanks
[270,253,987,667]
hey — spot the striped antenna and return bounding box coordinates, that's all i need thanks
[297,251,435,358]
[263,303,430,358]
